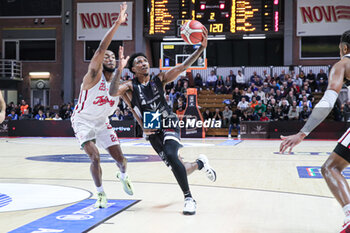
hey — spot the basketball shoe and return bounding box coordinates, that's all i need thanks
[197,154,217,182]
[116,172,134,195]
[340,220,350,233]
[95,191,107,208]
[183,197,196,215]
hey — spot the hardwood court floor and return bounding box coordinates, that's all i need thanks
[0,137,345,233]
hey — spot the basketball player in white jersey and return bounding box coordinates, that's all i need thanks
[0,91,5,124]
[71,2,133,208]
[280,30,350,233]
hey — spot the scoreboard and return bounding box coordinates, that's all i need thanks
[146,0,283,38]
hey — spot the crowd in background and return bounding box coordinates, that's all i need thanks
[4,68,350,132]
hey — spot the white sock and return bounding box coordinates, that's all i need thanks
[96,186,104,193]
[120,172,126,180]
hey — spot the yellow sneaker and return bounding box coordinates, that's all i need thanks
[116,172,134,195]
[95,191,107,208]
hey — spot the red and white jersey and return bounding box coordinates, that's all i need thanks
[71,73,119,128]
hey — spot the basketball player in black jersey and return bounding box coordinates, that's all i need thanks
[280,30,350,233]
[110,27,216,215]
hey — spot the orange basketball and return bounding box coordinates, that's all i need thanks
[180,20,204,45]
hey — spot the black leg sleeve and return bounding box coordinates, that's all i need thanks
[163,139,190,195]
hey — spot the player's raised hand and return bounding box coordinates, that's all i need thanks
[116,2,127,25]
[118,46,129,70]
[279,132,306,154]
[201,26,208,48]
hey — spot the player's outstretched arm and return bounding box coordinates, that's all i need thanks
[279,62,345,153]
[160,27,208,85]
[0,91,5,124]
[109,46,130,96]
[83,2,127,88]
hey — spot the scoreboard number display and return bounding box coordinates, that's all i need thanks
[146,0,283,38]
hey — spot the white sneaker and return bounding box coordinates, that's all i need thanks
[183,197,196,215]
[197,154,217,182]
[237,134,241,139]
[228,134,232,138]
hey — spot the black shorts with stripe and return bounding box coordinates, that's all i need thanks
[334,128,350,163]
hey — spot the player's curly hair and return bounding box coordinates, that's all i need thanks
[126,53,147,74]
[341,30,350,45]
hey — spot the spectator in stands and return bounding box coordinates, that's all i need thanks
[194,73,203,90]
[295,74,303,87]
[231,87,241,106]
[265,105,276,120]
[299,105,311,121]
[53,113,63,121]
[169,88,177,105]
[264,75,274,86]
[235,70,246,90]
[257,86,266,102]
[176,97,186,117]
[278,70,286,83]
[19,108,32,120]
[246,87,253,100]
[288,105,299,120]
[237,97,249,111]
[254,100,266,117]
[7,109,18,120]
[280,84,287,96]
[228,112,240,139]
[286,90,296,106]
[306,69,316,91]
[174,80,183,93]
[291,82,300,94]
[262,70,268,79]
[275,89,283,103]
[123,108,133,120]
[202,108,213,120]
[316,69,328,92]
[206,70,217,89]
[240,89,250,102]
[224,76,232,94]
[20,100,29,115]
[262,82,270,94]
[213,108,223,125]
[299,70,306,82]
[215,76,225,94]
[35,109,46,120]
[111,107,124,121]
[45,110,52,120]
[228,70,236,89]
[269,88,276,100]
[270,80,280,92]
[222,105,232,127]
[298,95,312,110]
[252,90,261,101]
[280,100,290,120]
[181,81,189,94]
[251,74,263,87]
[250,96,259,110]
[275,107,284,121]
[260,112,269,122]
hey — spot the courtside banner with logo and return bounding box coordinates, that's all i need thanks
[297,0,350,36]
[77,2,132,41]
[9,199,139,233]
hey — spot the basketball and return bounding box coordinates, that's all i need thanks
[180,20,204,45]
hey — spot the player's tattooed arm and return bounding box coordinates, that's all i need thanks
[160,27,208,85]
[109,46,130,96]
[0,91,6,124]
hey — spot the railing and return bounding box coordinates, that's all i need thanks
[0,59,22,80]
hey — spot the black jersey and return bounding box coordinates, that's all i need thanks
[130,75,178,128]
